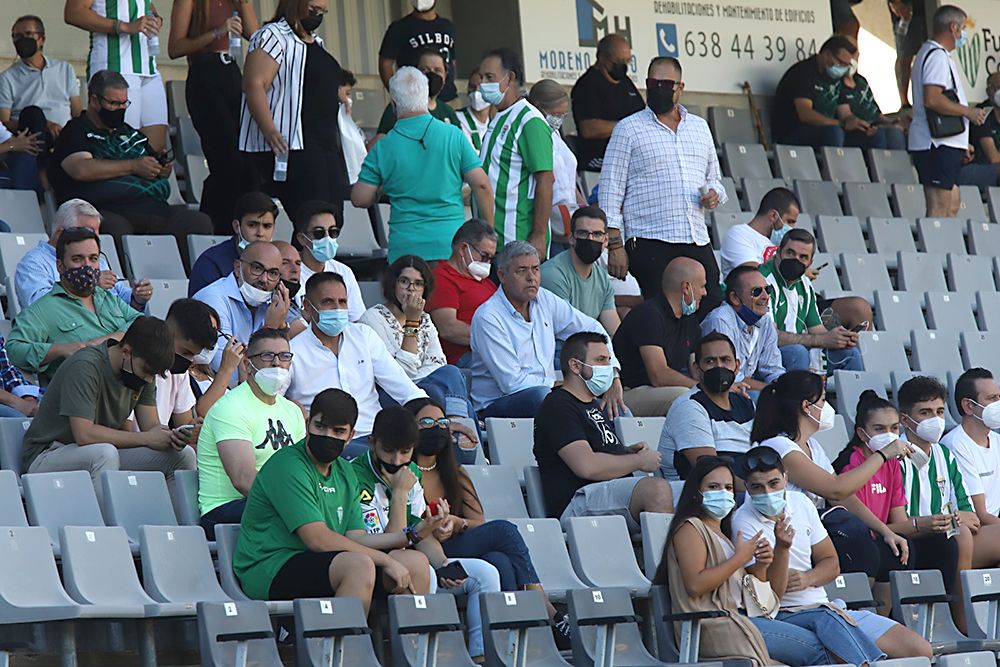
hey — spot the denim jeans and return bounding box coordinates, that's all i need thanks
[776,607,885,665]
[780,344,863,372]
[443,520,542,591]
[199,498,247,540]
[416,365,473,420]
[0,403,30,419]
[845,126,907,151]
[478,386,551,419]
[430,557,501,658]
[749,616,830,666]
[778,123,845,148]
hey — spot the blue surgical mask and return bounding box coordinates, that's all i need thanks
[576,359,615,397]
[479,81,505,106]
[770,225,790,245]
[956,29,969,50]
[236,229,250,250]
[826,64,850,79]
[314,308,349,337]
[310,237,339,262]
[681,285,698,316]
[702,489,736,519]
[736,303,763,327]
[751,490,787,517]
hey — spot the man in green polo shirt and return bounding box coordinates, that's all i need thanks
[234,389,433,611]
[353,65,494,264]
[759,227,862,373]
[7,227,140,376]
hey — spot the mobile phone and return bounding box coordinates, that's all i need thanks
[813,262,829,272]
[850,320,869,333]
[177,424,195,438]
[435,561,468,582]
[156,147,174,166]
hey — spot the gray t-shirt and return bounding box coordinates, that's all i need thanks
[659,386,754,480]
[540,249,615,322]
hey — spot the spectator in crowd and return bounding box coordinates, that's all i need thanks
[478,48,553,258]
[659,332,754,481]
[293,200,365,321]
[959,71,1000,188]
[527,79,581,248]
[188,191,278,296]
[168,0,260,234]
[288,271,425,459]
[602,56,726,307]
[890,0,926,106]
[700,266,784,392]
[427,219,497,365]
[20,316,196,494]
[349,406,500,661]
[541,206,619,335]
[196,328,304,539]
[943,368,1000,528]
[49,70,212,268]
[734,445,933,660]
[151,298,219,431]
[771,35,860,148]
[0,119,42,191]
[240,0,350,223]
[8,227,141,377]
[837,53,907,150]
[571,34,644,172]
[654,455,825,666]
[456,68,491,151]
[613,257,703,416]
[0,336,40,418]
[372,49,460,143]
[470,241,623,419]
[534,331,672,529]
[720,187,800,276]
[378,0,457,102]
[233,388,430,608]
[338,69,367,184]
[352,67,492,264]
[910,4,987,218]
[191,316,245,419]
[760,229,863,373]
[15,198,149,311]
[65,0,168,153]
[273,240,306,333]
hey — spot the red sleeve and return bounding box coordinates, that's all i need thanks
[426,267,460,311]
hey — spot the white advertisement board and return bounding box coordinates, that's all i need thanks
[518,0,834,94]
[952,0,1000,103]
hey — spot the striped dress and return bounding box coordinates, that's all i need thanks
[899,442,973,516]
[478,98,553,247]
[87,0,157,78]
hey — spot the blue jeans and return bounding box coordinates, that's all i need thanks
[780,344,862,372]
[845,125,907,151]
[0,403,30,418]
[433,557,500,659]
[778,123,845,148]
[416,365,474,421]
[749,616,830,666]
[776,608,885,665]
[199,498,246,540]
[443,520,541,591]
[478,386,550,419]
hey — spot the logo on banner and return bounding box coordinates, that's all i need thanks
[575,0,632,48]
[957,26,982,88]
[656,23,679,56]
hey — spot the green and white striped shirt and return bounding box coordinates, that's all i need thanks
[759,259,821,334]
[900,442,972,516]
[87,0,158,78]
[457,107,486,152]
[479,98,553,247]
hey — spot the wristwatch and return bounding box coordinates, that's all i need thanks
[403,525,422,545]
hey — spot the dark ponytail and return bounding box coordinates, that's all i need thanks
[750,370,825,444]
[832,390,898,472]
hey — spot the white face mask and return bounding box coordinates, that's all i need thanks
[192,346,216,365]
[909,446,930,470]
[864,430,899,452]
[468,90,491,112]
[973,400,1000,430]
[808,401,836,432]
[252,365,291,397]
[909,415,945,444]
[464,245,491,281]
[239,279,272,307]
[993,90,1000,107]
[411,0,435,11]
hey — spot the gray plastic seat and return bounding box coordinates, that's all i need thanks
[917,218,967,255]
[100,471,178,545]
[614,417,665,449]
[710,212,753,249]
[844,182,892,218]
[144,279,190,319]
[0,417,29,476]
[948,254,996,292]
[875,659,933,667]
[122,235,187,280]
[187,235,231,266]
[834,370,888,429]
[23,470,104,550]
[0,192,44,233]
[0,232,46,278]
[172,469,200,526]
[821,146,870,183]
[708,107,756,147]
[484,418,535,483]
[874,290,926,332]
[890,569,995,654]
[214,523,292,615]
[794,180,843,216]
[294,597,380,667]
[976,292,1000,332]
[809,252,841,293]
[869,149,918,184]
[967,221,1000,256]
[508,518,587,600]
[936,654,995,667]
[564,516,651,595]
[721,143,771,180]
[775,144,821,181]
[568,587,668,667]
[389,594,476,667]
[824,572,880,610]
[960,568,1000,639]
[958,186,989,221]
[989,187,1000,223]
[816,216,867,254]
[740,178,787,213]
[893,183,927,218]
[340,204,387,260]
[961,332,1000,372]
[481,590,571,667]
[868,218,917,258]
[176,116,203,157]
[926,292,978,331]
[716,177,742,214]
[859,331,910,380]
[0,469,26,527]
[650,584,747,667]
[840,254,892,298]
[139,525,229,605]
[184,154,209,203]
[358,281,382,311]
[463,465,528,520]
[523,466,547,518]
[898,252,948,293]
[911,330,963,377]
[639,512,673,580]
[197,600,282,667]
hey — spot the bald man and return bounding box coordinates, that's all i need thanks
[611,257,705,416]
[961,71,1000,188]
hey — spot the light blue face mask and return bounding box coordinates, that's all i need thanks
[826,64,850,79]
[236,229,251,250]
[479,79,506,106]
[310,237,339,262]
[770,224,790,245]
[751,489,787,516]
[702,489,736,519]
[576,359,615,397]
[315,308,349,337]
[956,29,969,50]
[681,284,698,316]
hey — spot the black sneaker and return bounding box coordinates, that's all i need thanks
[552,612,572,651]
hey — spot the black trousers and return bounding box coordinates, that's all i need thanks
[625,237,723,318]
[185,54,258,234]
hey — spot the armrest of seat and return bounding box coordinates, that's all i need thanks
[576,613,639,627]
[216,630,274,643]
[845,599,880,610]
[666,610,730,622]
[487,618,553,631]
[899,594,952,605]
[400,623,463,634]
[301,626,372,639]
[969,592,1000,604]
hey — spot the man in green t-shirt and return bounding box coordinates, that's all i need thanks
[196,328,305,539]
[234,388,435,610]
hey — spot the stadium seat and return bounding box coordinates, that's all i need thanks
[958,186,989,222]
[825,572,879,610]
[741,177,788,213]
[23,471,105,551]
[122,235,186,280]
[967,221,1000,257]
[821,146,870,183]
[935,654,996,667]
[463,465,528,520]
[948,254,996,292]
[166,79,188,123]
[508,519,587,600]
[917,218,967,255]
[567,588,662,667]
[0,417,29,476]
[975,292,1000,332]
[858,331,910,379]
[185,154,209,204]
[840,254,892,297]
[484,418,535,483]
[926,292,977,331]
[99,233,124,275]
[197,600,282,667]
[961,332,1000,372]
[794,180,843,216]
[139,525,229,605]
[898,252,947,293]
[834,370,889,427]
[868,218,917,258]
[639,512,673,580]
[794,213,815,235]
[294,597,381,667]
[988,187,1000,223]
[844,183,892,218]
[708,107,757,146]
[816,216,867,254]
[389,594,476,667]
[960,568,1000,640]
[892,184,926,219]
[0,469,26,527]
[564,516,650,595]
[214,523,291,614]
[481,590,571,667]
[709,212,753,248]
[874,290,926,332]
[145,279,190,319]
[187,234,231,265]
[813,414,850,463]
[809,252,842,293]
[523,466,547,518]
[721,143,772,180]
[775,144,821,181]
[0,233,46,278]
[166,169,186,206]
[890,569,993,654]
[171,469,200,526]
[649,585,750,667]
[868,149,918,184]
[358,281,382,309]
[0,192,45,234]
[340,204,387,260]
[910,330,963,377]
[100,471,178,545]
[717,177,742,214]
[176,116,203,158]
[614,416,665,449]
[273,198,295,242]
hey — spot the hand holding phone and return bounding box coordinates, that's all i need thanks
[435,561,468,586]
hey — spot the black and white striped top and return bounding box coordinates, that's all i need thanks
[238,19,321,153]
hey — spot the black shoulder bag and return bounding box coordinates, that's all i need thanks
[922,47,966,139]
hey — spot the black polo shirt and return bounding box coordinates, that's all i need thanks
[612,295,700,388]
[570,65,645,170]
[771,55,842,143]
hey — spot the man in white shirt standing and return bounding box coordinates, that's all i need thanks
[720,187,800,276]
[602,56,726,313]
[908,4,987,217]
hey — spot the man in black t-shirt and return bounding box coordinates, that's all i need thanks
[570,34,644,171]
[533,331,673,531]
[959,72,1000,189]
[378,1,457,102]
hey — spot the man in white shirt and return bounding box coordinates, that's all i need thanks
[909,4,988,217]
[720,187,799,276]
[287,271,426,460]
[943,367,1000,527]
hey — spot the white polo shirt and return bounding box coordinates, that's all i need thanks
[941,423,1000,515]
[298,258,366,322]
[909,40,969,151]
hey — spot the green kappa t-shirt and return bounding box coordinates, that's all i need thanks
[234,440,365,600]
[350,449,427,533]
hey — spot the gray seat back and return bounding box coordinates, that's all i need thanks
[874,290,926,333]
[484,418,535,483]
[775,144,821,181]
[145,279,190,319]
[824,574,878,610]
[139,525,229,604]
[795,180,843,216]
[810,252,842,293]
[840,254,891,300]
[740,178,788,213]
[890,569,967,644]
[564,516,650,594]
[717,177,742,214]
[567,587,660,667]
[23,470,105,547]
[122,235,186,280]
[961,332,1000,373]
[0,193,44,233]
[721,143,771,180]
[481,590,570,667]
[59,525,153,610]
[462,465,528,520]
[858,331,910,381]
[960,569,1000,639]
[917,218,967,254]
[388,594,476,667]
[816,216,867,254]
[172,469,201,526]
[294,597,380,667]
[833,370,888,430]
[197,600,281,667]
[821,146,870,183]
[892,183,925,218]
[910,330,963,377]
[0,417,29,476]
[844,182,892,218]
[508,518,586,599]
[339,205,386,260]
[0,526,80,623]
[639,512,673,580]
[868,218,917,256]
[958,186,989,221]
[869,149,917,184]
[968,221,1000,256]
[947,254,996,293]
[614,417,665,449]
[976,292,1000,332]
[187,235,231,266]
[523,466,547,518]
[936,653,995,667]
[214,523,251,601]
[898,252,948,293]
[708,107,756,147]
[710,212,753,249]
[0,233,46,277]
[0,469,26,527]
[925,291,977,332]
[100,471,178,544]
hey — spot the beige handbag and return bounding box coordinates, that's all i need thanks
[741,574,780,619]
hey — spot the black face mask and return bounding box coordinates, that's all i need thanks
[778,258,807,283]
[425,71,444,98]
[647,83,676,115]
[608,62,628,82]
[121,354,148,392]
[377,458,405,475]
[417,427,451,456]
[171,353,192,374]
[98,107,126,130]
[573,238,603,264]
[300,11,323,32]
[307,433,346,463]
[702,366,736,394]
[282,279,301,300]
[14,37,37,59]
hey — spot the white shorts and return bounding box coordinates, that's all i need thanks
[560,476,642,532]
[121,72,167,129]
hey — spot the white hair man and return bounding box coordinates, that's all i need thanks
[352,67,494,264]
[14,198,151,309]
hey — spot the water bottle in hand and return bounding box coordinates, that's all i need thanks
[273,152,288,182]
[228,12,242,60]
[146,11,160,57]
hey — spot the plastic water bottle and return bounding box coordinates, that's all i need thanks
[228,12,242,61]
[699,184,710,208]
[273,152,288,182]
[896,17,910,37]
[146,11,160,57]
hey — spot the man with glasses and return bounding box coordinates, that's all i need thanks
[196,328,305,539]
[541,206,620,336]
[700,265,784,393]
[293,200,365,322]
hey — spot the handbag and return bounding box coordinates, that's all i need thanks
[741,574,780,619]
[922,47,966,139]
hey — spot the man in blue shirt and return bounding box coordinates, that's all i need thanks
[188,192,278,296]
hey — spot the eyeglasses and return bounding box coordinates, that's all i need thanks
[468,244,493,262]
[397,276,426,290]
[306,6,329,15]
[248,351,294,363]
[418,417,451,429]
[96,95,130,110]
[573,229,608,241]
[645,78,679,90]
[310,226,340,240]
[241,259,281,280]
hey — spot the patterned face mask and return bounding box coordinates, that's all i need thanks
[62,265,101,296]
